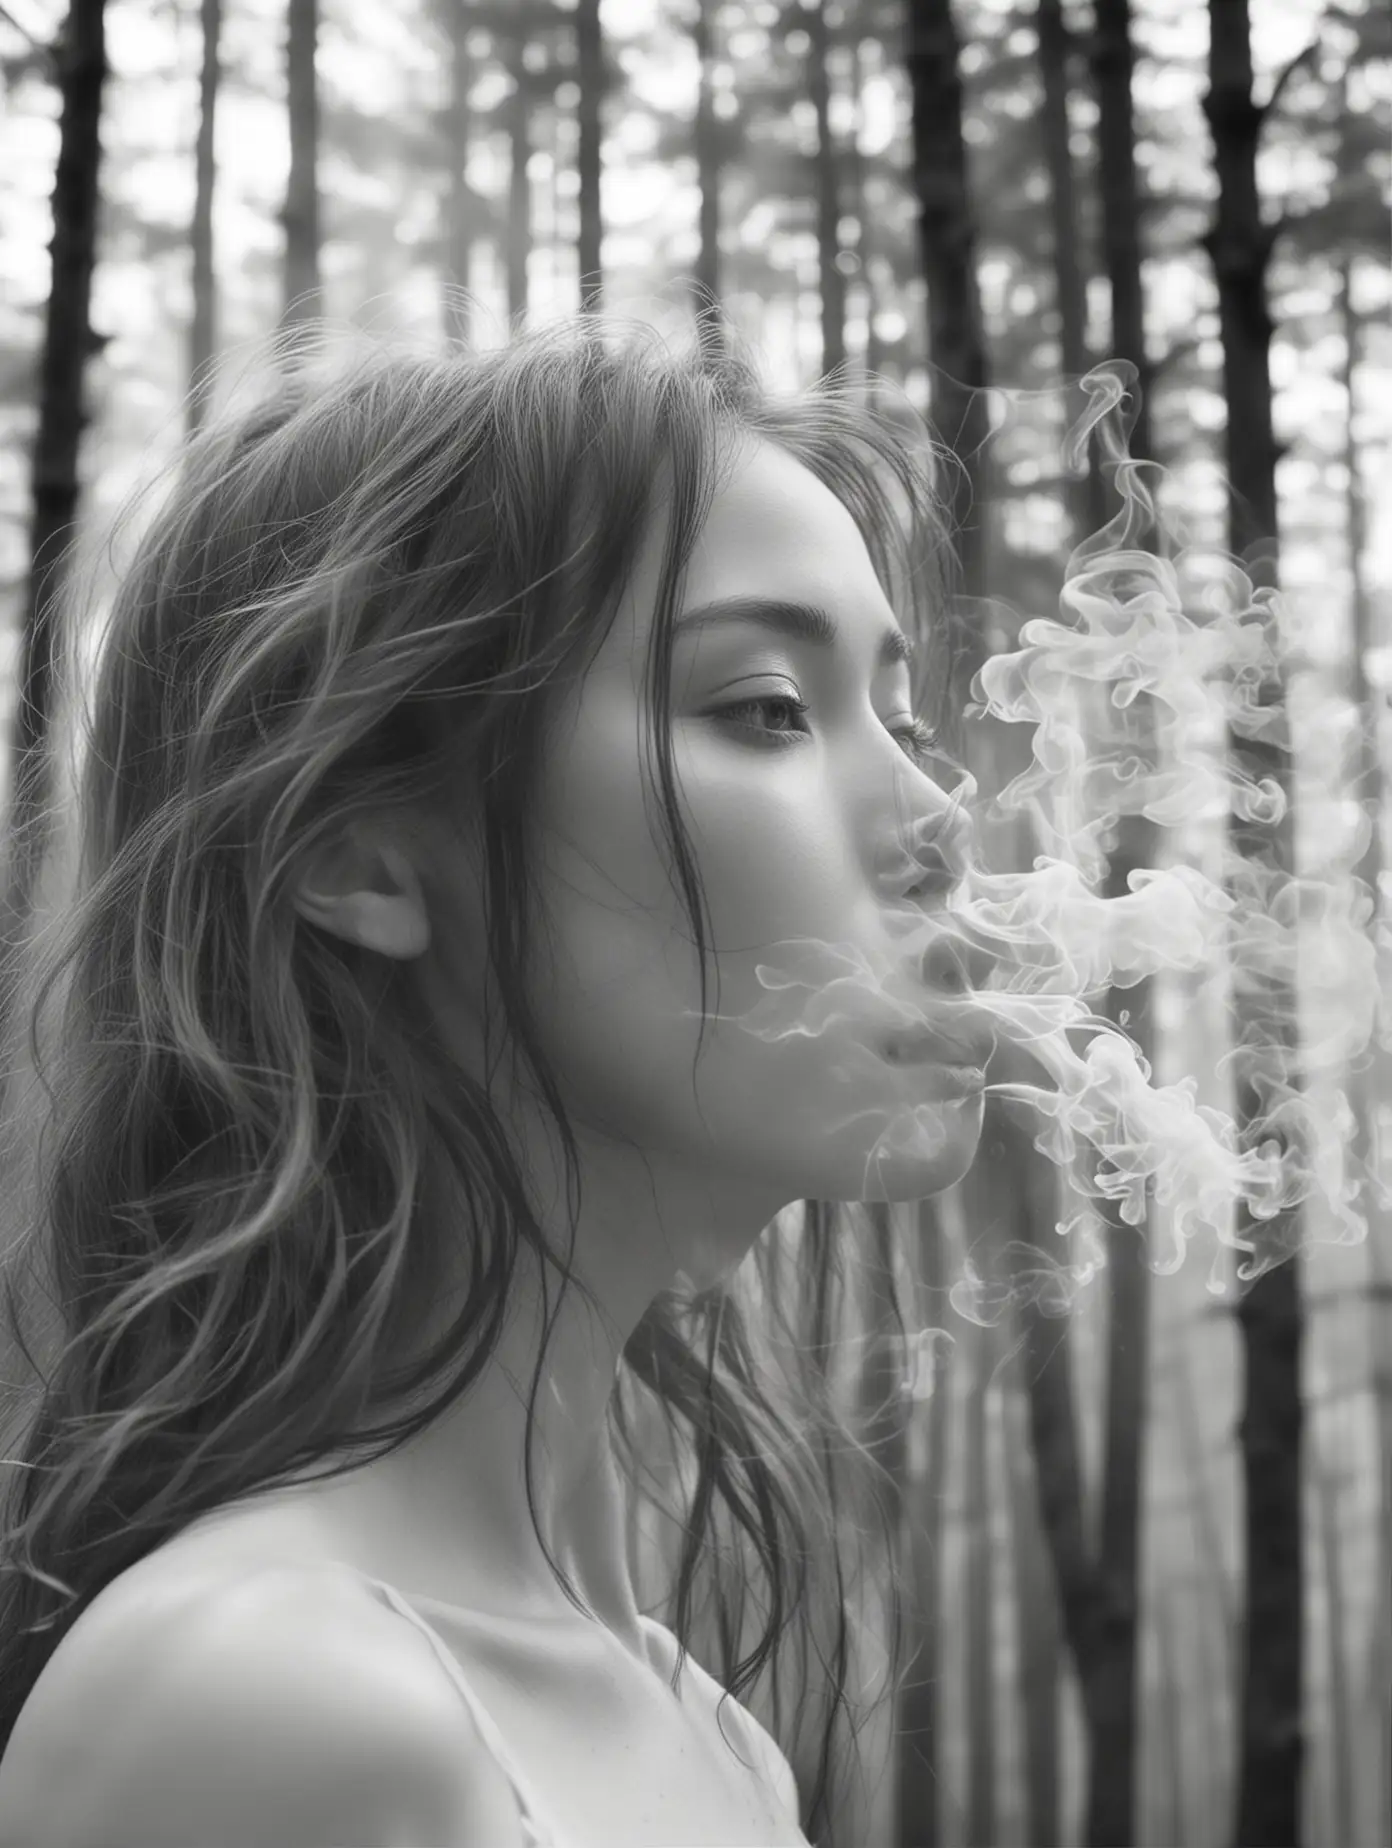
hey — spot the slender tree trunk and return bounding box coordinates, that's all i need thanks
[1172,1331,1239,1825]
[806,0,846,381]
[1036,0,1106,542]
[691,0,724,355]
[962,1313,997,1848]
[1000,1121,1106,1842]
[905,0,992,621]
[1004,1383,1060,1848]
[1154,1580,1184,1845]
[574,0,602,310]
[962,1102,1070,1847]
[856,1207,911,1535]
[897,1194,954,1848]
[845,33,879,403]
[281,0,321,328]
[505,50,531,326]
[1088,0,1152,472]
[1309,1402,1355,1848]
[1340,249,1392,1848]
[443,0,474,345]
[1202,8,1308,1841]
[1074,8,1159,1836]
[187,0,221,434]
[0,0,109,1065]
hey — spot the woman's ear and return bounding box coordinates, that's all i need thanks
[292,830,431,960]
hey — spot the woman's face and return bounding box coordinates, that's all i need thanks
[473,435,993,1229]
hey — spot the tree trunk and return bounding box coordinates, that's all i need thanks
[806,0,846,381]
[505,50,531,326]
[905,0,991,623]
[573,0,602,311]
[0,0,109,1063]
[1036,0,1105,542]
[1075,7,1159,1837]
[187,0,221,434]
[1005,1383,1061,1848]
[690,0,724,355]
[281,0,321,329]
[1171,1330,1238,1823]
[1340,248,1392,1848]
[896,1193,954,1848]
[1088,0,1152,473]
[962,1311,997,1848]
[846,33,879,403]
[443,0,474,346]
[1202,7,1307,1842]
[1309,1400,1355,1848]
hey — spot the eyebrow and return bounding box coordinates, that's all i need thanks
[673,595,916,671]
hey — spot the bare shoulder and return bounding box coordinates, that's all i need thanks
[0,1557,530,1848]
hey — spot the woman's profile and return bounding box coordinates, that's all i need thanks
[0,311,997,1846]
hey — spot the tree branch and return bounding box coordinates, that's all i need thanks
[0,2,47,54]
[1258,38,1321,128]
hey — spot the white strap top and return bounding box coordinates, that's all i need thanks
[357,1572,806,1846]
[363,1574,561,1847]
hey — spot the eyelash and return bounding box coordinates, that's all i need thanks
[715,693,941,770]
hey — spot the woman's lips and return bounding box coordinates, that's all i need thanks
[883,1048,987,1094]
[881,1025,994,1097]
[884,1029,995,1070]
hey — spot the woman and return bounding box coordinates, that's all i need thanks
[0,313,995,1846]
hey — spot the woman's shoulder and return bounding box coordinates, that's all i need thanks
[0,1535,530,1848]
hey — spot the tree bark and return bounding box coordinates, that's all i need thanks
[187,0,221,434]
[905,0,991,618]
[1339,249,1392,1848]
[0,0,109,1061]
[690,0,724,355]
[850,35,883,403]
[1036,0,1106,542]
[443,0,474,346]
[574,0,602,311]
[962,1309,997,1848]
[280,0,321,329]
[896,1193,954,1848]
[1088,0,1152,473]
[1075,7,1159,1836]
[505,48,531,326]
[1309,1406,1355,1848]
[806,0,846,381]
[1202,7,1308,1842]
[1005,1373,1061,1848]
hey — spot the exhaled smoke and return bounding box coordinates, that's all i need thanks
[693,362,1385,1321]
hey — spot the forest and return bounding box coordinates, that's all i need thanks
[0,1,1388,1845]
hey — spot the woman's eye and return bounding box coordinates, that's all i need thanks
[711,696,941,770]
[713,693,812,743]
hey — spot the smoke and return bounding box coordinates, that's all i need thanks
[696,362,1386,1316]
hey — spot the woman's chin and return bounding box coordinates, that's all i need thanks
[813,1099,986,1205]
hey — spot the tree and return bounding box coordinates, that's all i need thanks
[1035,0,1105,542]
[1076,4,1158,1841]
[281,0,321,328]
[188,0,221,432]
[689,0,725,355]
[0,0,109,1079]
[443,0,475,345]
[905,0,991,622]
[574,0,603,310]
[806,0,846,381]
[1201,7,1312,1842]
[1088,0,1152,472]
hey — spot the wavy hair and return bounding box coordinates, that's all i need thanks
[0,309,963,1844]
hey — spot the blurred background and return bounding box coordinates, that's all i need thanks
[0,2,1388,1845]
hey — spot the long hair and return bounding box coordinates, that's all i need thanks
[0,309,963,1844]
